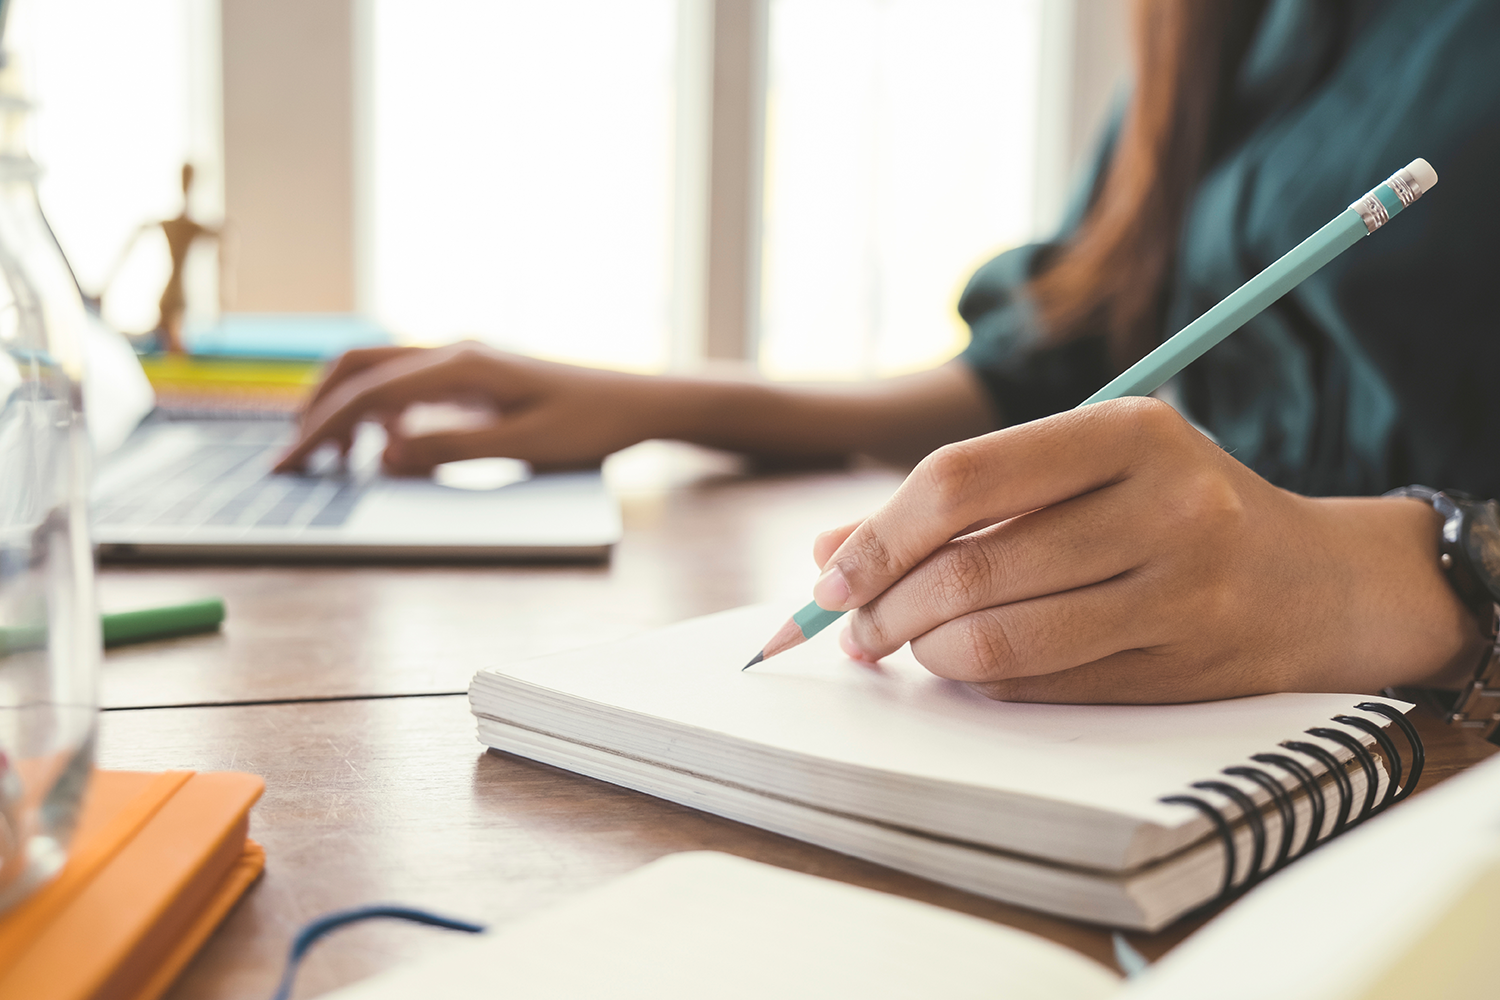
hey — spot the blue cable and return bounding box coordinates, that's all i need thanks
[1112,932,1150,978]
[269,904,488,1000]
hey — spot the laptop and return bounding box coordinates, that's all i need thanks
[85,320,622,562]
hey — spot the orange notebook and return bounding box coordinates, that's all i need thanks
[0,769,265,1000]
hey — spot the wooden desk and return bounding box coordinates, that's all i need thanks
[93,458,1500,1000]
[99,462,903,709]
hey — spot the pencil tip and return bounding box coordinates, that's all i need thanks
[742,652,764,671]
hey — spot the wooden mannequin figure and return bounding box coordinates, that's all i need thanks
[103,163,223,353]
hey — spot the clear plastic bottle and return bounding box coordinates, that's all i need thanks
[0,56,99,911]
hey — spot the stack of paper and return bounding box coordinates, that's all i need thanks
[470,604,1414,929]
[323,750,1500,999]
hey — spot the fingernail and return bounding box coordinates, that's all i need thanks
[813,565,851,610]
[839,627,872,662]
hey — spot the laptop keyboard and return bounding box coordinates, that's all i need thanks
[94,435,370,532]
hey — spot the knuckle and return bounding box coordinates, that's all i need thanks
[1113,396,1185,452]
[930,537,997,607]
[954,612,1019,680]
[846,526,899,578]
[852,600,894,652]
[1118,394,1178,428]
[1174,469,1247,536]
[920,442,989,516]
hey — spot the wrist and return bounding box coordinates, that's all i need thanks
[1317,495,1487,690]
[646,374,789,451]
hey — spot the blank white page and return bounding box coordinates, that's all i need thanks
[474,605,1403,836]
[322,852,1122,1000]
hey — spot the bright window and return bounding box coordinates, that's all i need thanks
[12,0,222,337]
[759,0,1043,380]
[364,0,678,373]
[14,1,1046,381]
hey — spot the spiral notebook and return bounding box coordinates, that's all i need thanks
[315,754,1500,1000]
[468,604,1424,930]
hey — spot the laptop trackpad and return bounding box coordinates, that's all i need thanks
[344,472,619,546]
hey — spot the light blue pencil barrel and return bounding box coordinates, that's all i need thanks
[793,602,844,639]
[768,159,1438,658]
[1082,157,1437,406]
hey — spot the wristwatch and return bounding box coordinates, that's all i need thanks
[1386,486,1500,744]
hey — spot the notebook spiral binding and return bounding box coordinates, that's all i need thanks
[1159,703,1423,909]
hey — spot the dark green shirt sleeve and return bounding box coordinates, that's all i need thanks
[955,0,1500,498]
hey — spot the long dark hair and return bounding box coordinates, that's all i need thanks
[1029,0,1265,366]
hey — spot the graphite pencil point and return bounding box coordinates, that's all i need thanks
[745,614,816,669]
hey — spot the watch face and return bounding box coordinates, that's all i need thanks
[1464,499,1500,600]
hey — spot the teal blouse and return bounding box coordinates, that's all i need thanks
[958,0,1500,497]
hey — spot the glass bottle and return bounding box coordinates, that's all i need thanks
[0,55,99,912]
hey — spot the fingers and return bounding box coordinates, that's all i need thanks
[811,397,1187,612]
[963,648,1234,705]
[813,522,861,568]
[275,347,506,472]
[812,516,1004,570]
[842,484,1154,661]
[813,516,1002,570]
[380,416,548,475]
[303,347,421,415]
[904,570,1169,686]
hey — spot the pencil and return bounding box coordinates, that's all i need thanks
[745,158,1438,670]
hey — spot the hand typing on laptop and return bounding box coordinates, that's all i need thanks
[274,342,689,474]
[273,341,995,475]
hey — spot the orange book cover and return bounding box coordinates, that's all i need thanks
[0,769,265,1000]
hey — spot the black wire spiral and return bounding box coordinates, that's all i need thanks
[1248,752,1324,858]
[1159,706,1424,913]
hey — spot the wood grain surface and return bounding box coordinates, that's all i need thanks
[97,694,1497,1000]
[99,459,904,709]
[89,459,1500,999]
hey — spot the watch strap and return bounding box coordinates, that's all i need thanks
[1386,485,1500,744]
[1448,605,1500,744]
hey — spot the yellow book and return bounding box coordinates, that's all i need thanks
[137,355,321,413]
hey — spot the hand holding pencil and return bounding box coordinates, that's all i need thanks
[796,397,1483,702]
[746,159,1486,701]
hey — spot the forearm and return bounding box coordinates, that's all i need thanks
[647,360,998,466]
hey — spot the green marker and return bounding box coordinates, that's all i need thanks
[0,597,226,655]
[102,597,226,647]
[746,158,1438,669]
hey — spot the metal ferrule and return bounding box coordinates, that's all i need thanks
[1387,167,1422,207]
[1351,192,1389,233]
[1349,165,1426,234]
